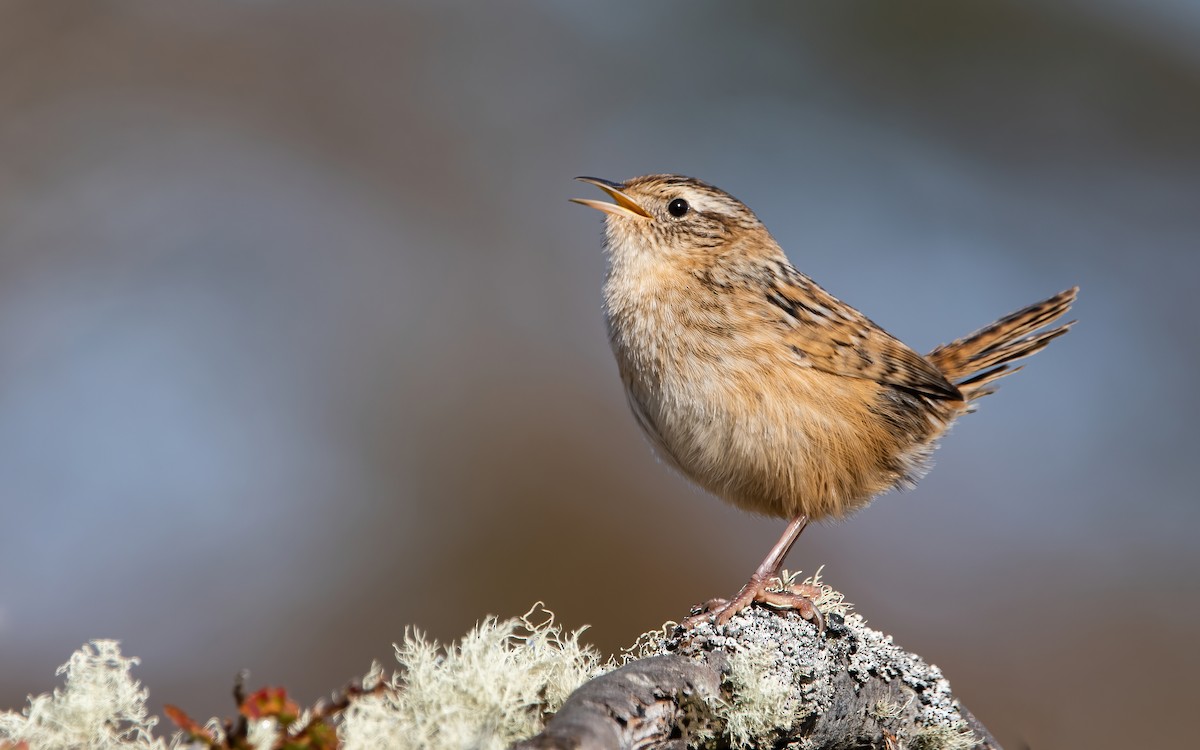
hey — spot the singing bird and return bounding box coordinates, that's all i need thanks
[572,174,1077,627]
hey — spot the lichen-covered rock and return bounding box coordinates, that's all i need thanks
[657,605,981,750]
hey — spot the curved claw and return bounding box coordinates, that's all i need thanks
[676,576,825,633]
[755,589,825,633]
[677,598,729,631]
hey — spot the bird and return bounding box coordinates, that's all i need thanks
[571,174,1078,629]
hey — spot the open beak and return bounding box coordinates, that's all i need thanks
[570,176,653,219]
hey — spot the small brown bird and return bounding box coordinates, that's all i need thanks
[572,174,1077,628]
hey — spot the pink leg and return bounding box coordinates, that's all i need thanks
[680,514,824,630]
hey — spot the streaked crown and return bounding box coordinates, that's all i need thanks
[573,174,769,259]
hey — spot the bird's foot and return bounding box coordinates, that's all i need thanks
[678,575,824,632]
[756,582,824,631]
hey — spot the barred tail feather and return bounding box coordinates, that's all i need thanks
[927,287,1077,402]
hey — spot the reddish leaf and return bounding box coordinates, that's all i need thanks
[240,686,300,724]
[164,704,215,743]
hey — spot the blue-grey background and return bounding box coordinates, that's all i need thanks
[1,2,1196,748]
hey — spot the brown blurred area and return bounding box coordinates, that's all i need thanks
[1,2,1198,748]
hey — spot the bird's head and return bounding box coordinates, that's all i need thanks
[571,174,772,265]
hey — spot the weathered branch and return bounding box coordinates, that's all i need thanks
[514,655,721,750]
[516,605,1001,750]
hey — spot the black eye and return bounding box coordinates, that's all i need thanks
[667,198,690,217]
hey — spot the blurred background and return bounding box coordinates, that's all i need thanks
[0,2,1196,748]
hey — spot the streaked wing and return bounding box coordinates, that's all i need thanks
[764,264,962,400]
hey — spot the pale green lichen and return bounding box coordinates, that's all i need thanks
[0,640,165,750]
[717,643,807,748]
[0,608,607,750]
[0,583,979,750]
[243,718,282,750]
[772,566,855,619]
[623,567,854,664]
[663,574,980,750]
[909,721,978,750]
[622,569,867,749]
[621,620,679,663]
[338,604,608,750]
[871,697,910,722]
